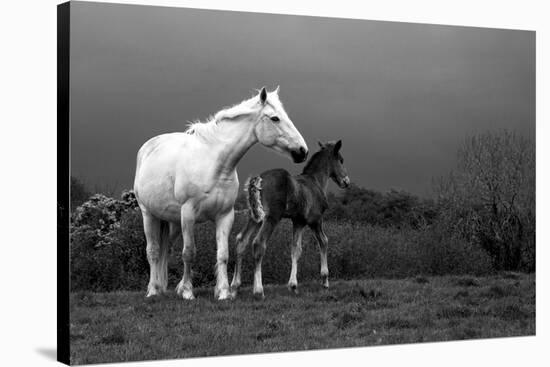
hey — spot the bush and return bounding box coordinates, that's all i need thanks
[324,186,438,229]
[70,191,148,291]
[70,208,149,291]
[434,130,535,271]
[70,207,496,292]
[70,187,500,292]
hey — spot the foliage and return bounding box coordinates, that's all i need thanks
[70,207,494,292]
[434,130,535,271]
[70,190,147,291]
[68,130,534,291]
[324,185,438,229]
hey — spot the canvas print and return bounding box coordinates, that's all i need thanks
[58,1,536,365]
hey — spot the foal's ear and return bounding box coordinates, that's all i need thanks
[259,87,268,105]
[334,140,342,153]
[318,141,326,149]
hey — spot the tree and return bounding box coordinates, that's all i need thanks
[436,130,535,271]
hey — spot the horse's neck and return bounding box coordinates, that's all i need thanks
[210,118,257,177]
[303,166,330,194]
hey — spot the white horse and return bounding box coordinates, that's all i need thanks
[134,87,308,300]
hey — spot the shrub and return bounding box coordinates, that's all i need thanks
[324,186,438,229]
[70,191,148,291]
[434,130,535,271]
[70,197,496,292]
[70,207,149,291]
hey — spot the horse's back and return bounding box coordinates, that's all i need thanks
[135,133,188,190]
[135,133,188,176]
[250,167,329,224]
[256,169,293,219]
[135,132,240,223]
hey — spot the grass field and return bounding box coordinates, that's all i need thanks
[70,273,535,365]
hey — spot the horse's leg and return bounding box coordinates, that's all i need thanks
[252,218,277,298]
[231,218,260,291]
[312,221,330,288]
[142,211,164,297]
[214,209,235,300]
[156,222,171,293]
[287,221,306,293]
[159,222,180,292]
[176,205,196,300]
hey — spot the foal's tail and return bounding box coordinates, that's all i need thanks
[245,175,265,223]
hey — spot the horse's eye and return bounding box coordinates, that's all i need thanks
[270,116,280,122]
[340,159,344,164]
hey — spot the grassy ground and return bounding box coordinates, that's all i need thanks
[70,273,535,365]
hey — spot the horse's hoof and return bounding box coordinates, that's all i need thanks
[146,291,166,298]
[146,290,158,298]
[321,276,329,289]
[253,291,265,300]
[146,285,164,297]
[216,288,233,301]
[181,290,195,300]
[287,284,299,294]
[176,282,195,300]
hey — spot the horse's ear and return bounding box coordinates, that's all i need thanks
[318,141,325,149]
[334,140,342,153]
[274,85,280,94]
[259,87,267,105]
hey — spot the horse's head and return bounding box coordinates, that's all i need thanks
[319,140,350,188]
[253,87,308,163]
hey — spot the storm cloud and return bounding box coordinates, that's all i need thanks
[70,2,535,196]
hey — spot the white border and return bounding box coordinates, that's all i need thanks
[0,0,546,366]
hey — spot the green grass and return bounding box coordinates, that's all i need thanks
[70,273,535,365]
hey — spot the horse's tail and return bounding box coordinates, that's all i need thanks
[245,175,265,223]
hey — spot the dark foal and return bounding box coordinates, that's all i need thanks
[231,140,350,297]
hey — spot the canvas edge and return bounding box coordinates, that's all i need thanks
[57,1,71,365]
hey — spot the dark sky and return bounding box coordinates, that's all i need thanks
[70,1,535,196]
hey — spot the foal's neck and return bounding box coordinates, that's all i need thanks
[308,170,330,193]
[302,157,330,193]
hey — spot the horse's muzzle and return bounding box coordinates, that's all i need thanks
[340,176,351,188]
[291,147,308,163]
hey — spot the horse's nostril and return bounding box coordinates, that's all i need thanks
[291,147,308,163]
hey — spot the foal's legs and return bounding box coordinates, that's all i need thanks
[231,218,260,291]
[176,205,196,300]
[143,212,169,297]
[214,209,234,300]
[252,218,277,298]
[287,221,306,293]
[311,221,330,288]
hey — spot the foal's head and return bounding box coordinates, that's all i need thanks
[321,140,350,188]
[253,87,308,163]
[308,140,350,188]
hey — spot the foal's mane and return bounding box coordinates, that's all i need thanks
[302,149,329,176]
[184,92,263,141]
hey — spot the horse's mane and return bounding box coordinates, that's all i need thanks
[184,92,264,141]
[302,149,328,176]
